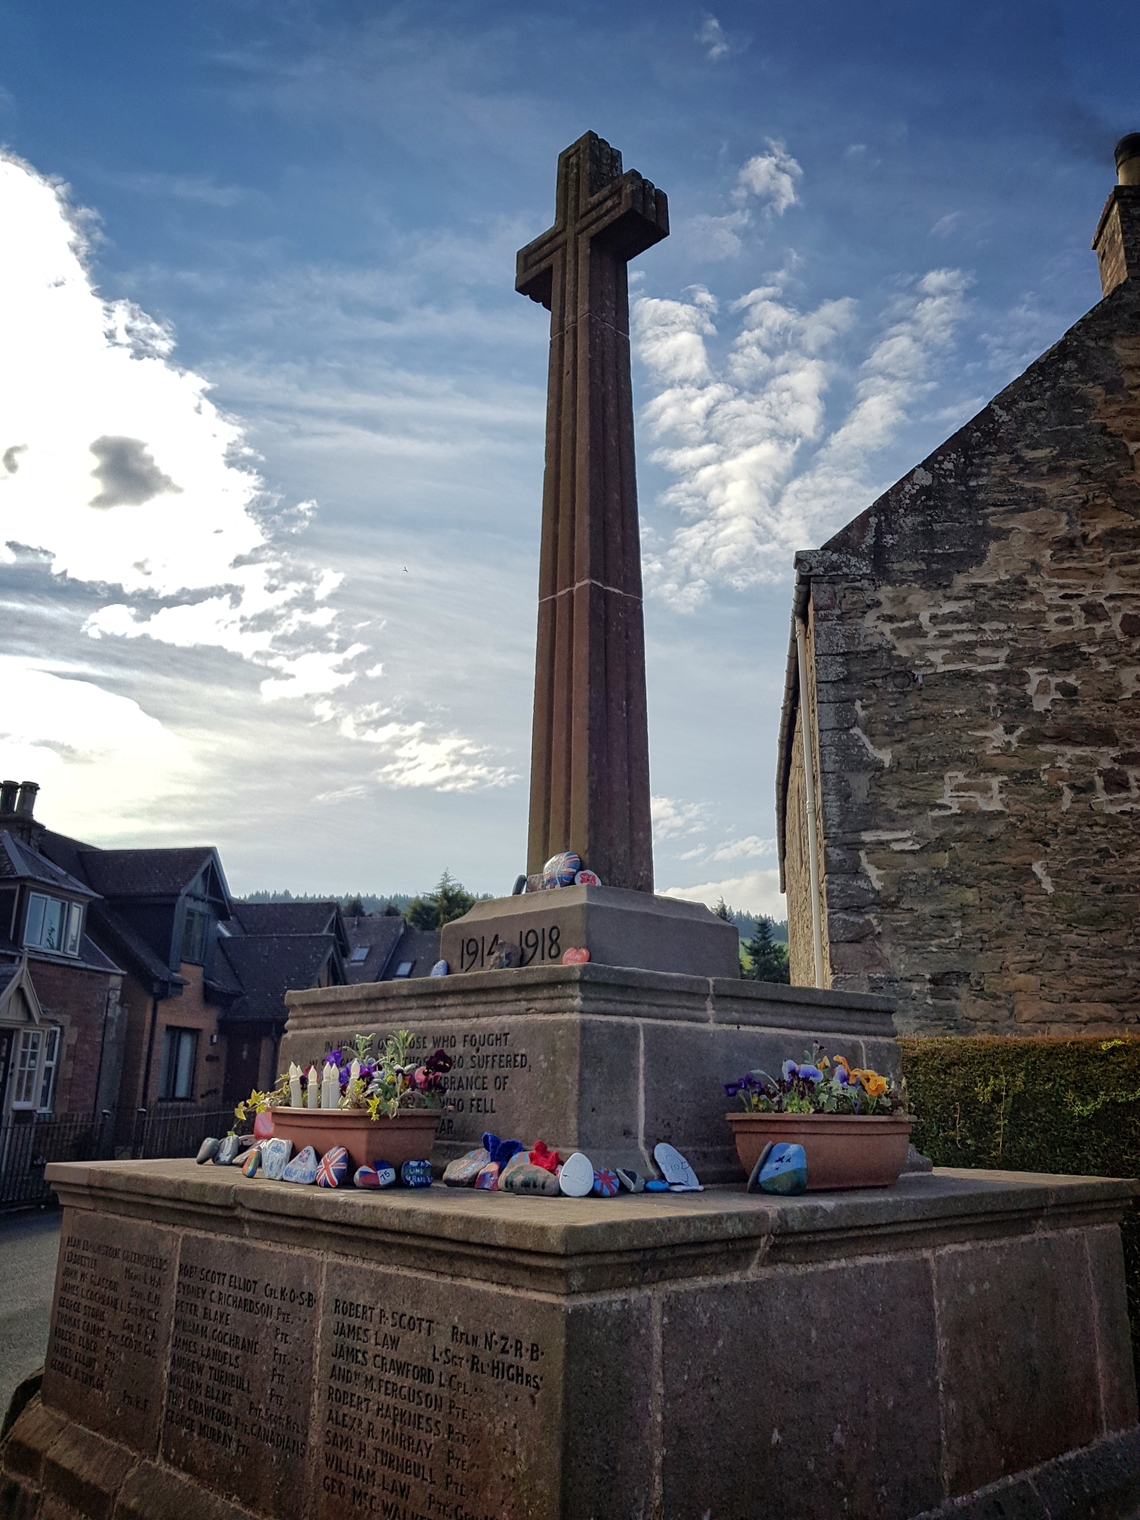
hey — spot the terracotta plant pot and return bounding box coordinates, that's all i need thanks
[726,1111,914,1191]
[268,1107,441,1172]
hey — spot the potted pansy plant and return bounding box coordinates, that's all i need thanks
[724,1045,913,1190]
[235,1031,452,1171]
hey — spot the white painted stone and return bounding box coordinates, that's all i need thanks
[558,1151,594,1197]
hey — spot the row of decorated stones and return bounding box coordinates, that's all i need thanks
[195,1129,704,1197]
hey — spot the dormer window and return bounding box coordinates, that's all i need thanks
[180,907,211,965]
[25,893,83,956]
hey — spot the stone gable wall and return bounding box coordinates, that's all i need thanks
[785,282,1140,1035]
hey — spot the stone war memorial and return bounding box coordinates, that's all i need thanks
[3,133,1139,1520]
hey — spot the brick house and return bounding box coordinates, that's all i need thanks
[777,137,1140,1036]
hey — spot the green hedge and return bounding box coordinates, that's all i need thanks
[899,1036,1140,1370]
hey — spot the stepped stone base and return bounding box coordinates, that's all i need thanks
[3,1161,1137,1520]
[282,962,898,1181]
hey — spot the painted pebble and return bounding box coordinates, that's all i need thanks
[746,1143,775,1194]
[260,1137,293,1180]
[316,1146,349,1188]
[401,1159,433,1189]
[562,947,590,965]
[592,1168,620,1197]
[574,870,601,887]
[557,1151,594,1198]
[196,1137,220,1165]
[645,1180,671,1193]
[616,1168,645,1194]
[758,1142,808,1196]
[508,1164,560,1197]
[241,1147,262,1179]
[282,1145,319,1184]
[498,1151,531,1189]
[429,959,449,977]
[233,1147,258,1169]
[355,1162,397,1189]
[653,1142,703,1191]
[475,1163,500,1191]
[253,1110,275,1140]
[443,1148,490,1187]
[213,1134,242,1167]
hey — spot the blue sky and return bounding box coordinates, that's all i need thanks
[0,0,1131,909]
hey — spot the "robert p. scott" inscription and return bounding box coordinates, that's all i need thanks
[162,1236,319,1520]
[42,1210,177,1454]
[457,923,563,971]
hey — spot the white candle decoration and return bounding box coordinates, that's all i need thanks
[350,1058,361,1087]
[289,1062,303,1109]
[306,1066,319,1109]
[322,1060,339,1109]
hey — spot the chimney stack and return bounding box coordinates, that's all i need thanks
[15,781,39,817]
[1,780,44,846]
[0,780,17,816]
[1092,134,1140,297]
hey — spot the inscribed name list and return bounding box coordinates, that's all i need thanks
[43,1210,177,1453]
[316,1259,561,1520]
[162,1235,319,1520]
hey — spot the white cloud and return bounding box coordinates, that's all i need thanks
[696,15,730,59]
[358,722,517,793]
[682,834,777,863]
[636,268,969,607]
[732,143,802,216]
[650,794,709,840]
[662,868,785,919]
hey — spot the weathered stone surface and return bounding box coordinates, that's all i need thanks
[41,1211,177,1455]
[4,1160,1135,1520]
[516,132,668,893]
[779,250,1140,1032]
[283,962,896,1180]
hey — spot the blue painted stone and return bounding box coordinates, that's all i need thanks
[401,1159,433,1189]
[213,1135,242,1167]
[644,1180,670,1193]
[759,1142,808,1196]
[196,1138,220,1165]
[260,1137,293,1180]
[430,959,449,977]
[282,1145,319,1184]
[316,1146,349,1188]
[746,1143,775,1194]
[653,1142,702,1191]
[592,1168,619,1197]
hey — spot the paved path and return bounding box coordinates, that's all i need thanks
[0,1209,61,1417]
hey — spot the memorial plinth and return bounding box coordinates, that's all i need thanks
[4,1158,1138,1520]
[280,961,899,1181]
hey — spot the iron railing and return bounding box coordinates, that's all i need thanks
[0,1105,235,1210]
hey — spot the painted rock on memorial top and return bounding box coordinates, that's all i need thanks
[253,1110,275,1140]
[443,1148,490,1186]
[541,851,581,886]
[355,1162,397,1189]
[557,1151,594,1198]
[401,1159,433,1189]
[240,1147,262,1179]
[654,1142,702,1191]
[429,959,449,977]
[282,1145,319,1184]
[260,1137,293,1180]
[616,1168,645,1193]
[506,1163,560,1196]
[196,1138,220,1165]
[562,946,590,965]
[316,1146,349,1188]
[213,1135,242,1167]
[574,870,601,887]
[592,1168,620,1197]
[758,1142,808,1196]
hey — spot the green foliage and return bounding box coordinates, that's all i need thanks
[407,870,477,931]
[900,1035,1140,1373]
[741,916,791,983]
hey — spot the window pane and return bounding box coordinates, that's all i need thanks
[24,894,46,948]
[174,1031,197,1099]
[13,1029,42,1106]
[41,898,65,952]
[38,1027,60,1111]
[65,903,83,956]
[181,910,209,964]
[159,1027,178,1100]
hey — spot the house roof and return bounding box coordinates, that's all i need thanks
[231,901,349,955]
[218,934,342,1024]
[379,926,441,980]
[0,833,98,898]
[0,960,42,1023]
[77,848,231,909]
[344,914,407,983]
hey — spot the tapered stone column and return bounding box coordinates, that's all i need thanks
[517,131,668,892]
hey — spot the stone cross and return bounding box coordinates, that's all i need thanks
[516,131,668,893]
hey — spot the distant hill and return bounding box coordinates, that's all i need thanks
[239,890,415,915]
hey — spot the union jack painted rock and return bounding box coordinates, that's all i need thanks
[316,1146,349,1188]
[354,1162,397,1189]
[592,1168,620,1197]
[401,1159,434,1189]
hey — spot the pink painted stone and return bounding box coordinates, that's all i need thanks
[562,947,591,965]
[253,1111,275,1140]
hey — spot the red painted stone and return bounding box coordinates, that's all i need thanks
[562,947,590,965]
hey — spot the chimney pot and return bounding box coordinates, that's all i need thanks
[14,781,39,818]
[1115,134,1140,185]
[0,780,17,815]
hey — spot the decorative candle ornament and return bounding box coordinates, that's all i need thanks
[349,1058,361,1088]
[288,1063,303,1109]
[306,1066,319,1109]
[322,1060,340,1110]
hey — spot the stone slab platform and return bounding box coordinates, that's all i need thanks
[282,962,898,1181]
[2,1158,1137,1520]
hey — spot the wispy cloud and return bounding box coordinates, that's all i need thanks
[696,15,730,60]
[683,141,802,260]
[651,794,710,840]
[636,259,970,608]
[662,868,785,918]
[681,834,776,863]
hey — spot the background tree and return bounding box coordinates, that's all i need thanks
[407,870,476,930]
[742,916,791,983]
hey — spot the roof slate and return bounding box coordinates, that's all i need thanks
[232,901,338,938]
[0,833,97,897]
[78,848,229,903]
[218,934,340,1023]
